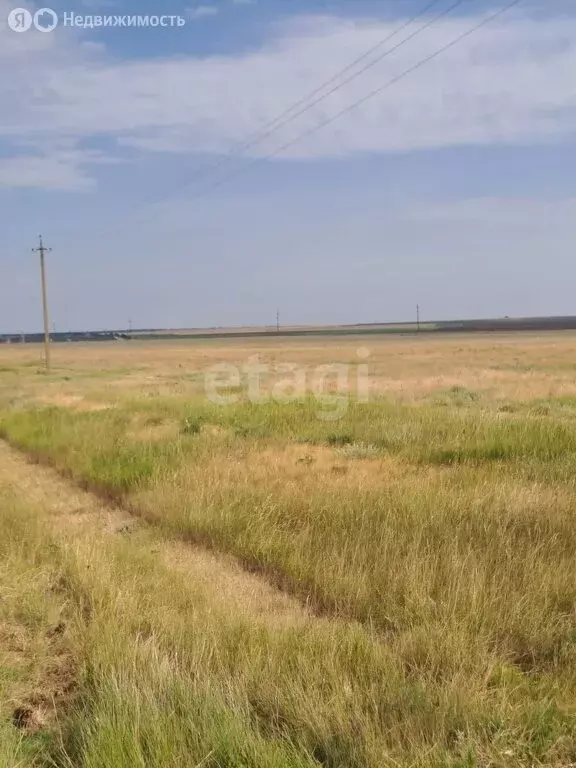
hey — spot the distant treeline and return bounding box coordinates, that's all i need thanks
[130,316,576,341]
[2,316,576,344]
[0,332,129,344]
[438,316,576,333]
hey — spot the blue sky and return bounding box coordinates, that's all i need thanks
[1,0,575,332]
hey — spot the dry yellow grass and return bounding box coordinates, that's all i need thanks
[0,442,311,629]
[2,332,576,766]
[4,331,576,405]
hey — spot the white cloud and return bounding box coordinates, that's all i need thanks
[1,1,575,188]
[187,5,219,20]
[0,150,94,190]
[0,137,121,189]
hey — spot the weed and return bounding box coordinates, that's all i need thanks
[336,442,380,459]
[326,433,354,447]
[181,416,203,435]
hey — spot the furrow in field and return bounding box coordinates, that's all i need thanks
[0,440,311,629]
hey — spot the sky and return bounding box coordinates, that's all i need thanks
[1,0,575,332]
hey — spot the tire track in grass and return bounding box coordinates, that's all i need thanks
[0,440,311,630]
[0,442,331,767]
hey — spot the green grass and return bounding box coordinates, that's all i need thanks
[123,395,576,465]
[0,492,73,767]
[4,399,576,636]
[3,388,576,765]
[3,483,576,767]
[0,406,188,495]
[4,394,576,486]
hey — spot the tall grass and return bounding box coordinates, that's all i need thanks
[7,483,572,766]
[3,400,576,636]
[3,374,576,764]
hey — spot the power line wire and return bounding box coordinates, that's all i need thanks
[143,0,449,202]
[244,0,448,130]
[86,0,459,242]
[172,0,523,206]
[84,0,523,246]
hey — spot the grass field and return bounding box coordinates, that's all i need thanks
[1,333,576,767]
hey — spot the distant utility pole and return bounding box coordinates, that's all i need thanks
[276,309,280,333]
[32,235,52,372]
[416,304,421,333]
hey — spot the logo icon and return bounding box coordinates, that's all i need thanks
[7,7,33,31]
[34,7,58,31]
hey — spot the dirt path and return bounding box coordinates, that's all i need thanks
[0,441,310,628]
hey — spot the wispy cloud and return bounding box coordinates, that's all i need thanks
[187,5,219,20]
[1,0,575,189]
[0,149,98,190]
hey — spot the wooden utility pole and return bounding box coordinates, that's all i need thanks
[32,235,52,372]
[416,304,421,333]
